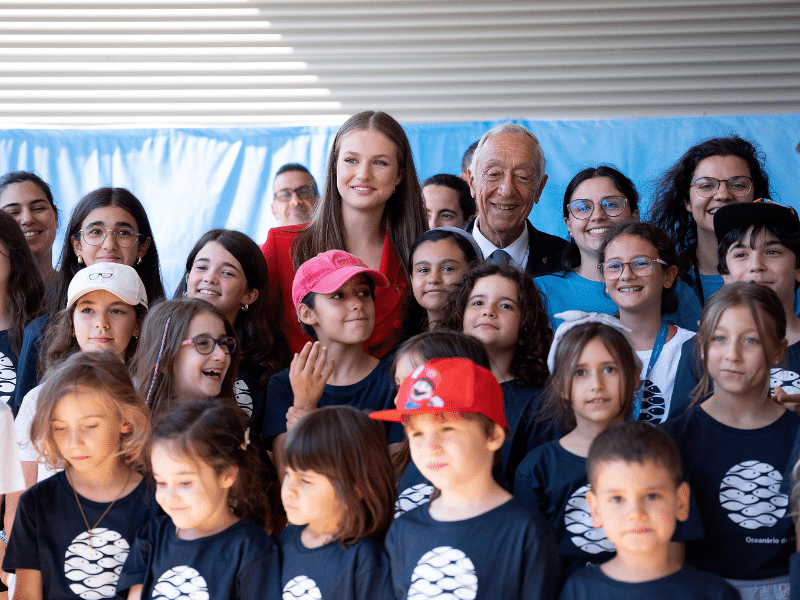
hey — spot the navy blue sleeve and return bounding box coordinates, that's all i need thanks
[116,526,152,593]
[236,539,282,600]
[353,541,395,600]
[667,337,701,420]
[262,369,293,443]
[2,487,40,572]
[11,315,48,409]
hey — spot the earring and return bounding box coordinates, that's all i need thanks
[77,256,83,265]
[241,304,249,312]
[137,257,142,265]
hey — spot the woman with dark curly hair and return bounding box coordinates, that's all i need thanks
[648,135,770,304]
[439,262,556,483]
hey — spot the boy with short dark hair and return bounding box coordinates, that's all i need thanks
[372,357,559,600]
[559,421,739,599]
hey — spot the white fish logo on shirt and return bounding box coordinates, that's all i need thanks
[565,484,615,554]
[152,566,209,600]
[719,461,787,529]
[234,378,253,417]
[771,369,800,394]
[64,528,129,599]
[395,483,433,518]
[408,546,477,600]
[0,353,16,404]
[638,379,667,423]
[283,575,322,600]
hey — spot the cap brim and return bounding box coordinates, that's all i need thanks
[68,286,138,308]
[369,406,448,422]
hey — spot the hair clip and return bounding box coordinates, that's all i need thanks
[145,317,170,406]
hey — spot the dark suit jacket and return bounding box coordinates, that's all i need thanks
[466,219,569,277]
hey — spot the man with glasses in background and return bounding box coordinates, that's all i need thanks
[271,163,319,227]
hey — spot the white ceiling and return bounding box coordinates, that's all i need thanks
[0,0,798,127]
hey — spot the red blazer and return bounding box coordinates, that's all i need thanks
[261,225,408,359]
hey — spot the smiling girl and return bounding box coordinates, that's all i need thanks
[598,223,697,423]
[263,111,426,360]
[131,298,240,423]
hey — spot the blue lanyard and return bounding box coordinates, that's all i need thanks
[633,320,669,420]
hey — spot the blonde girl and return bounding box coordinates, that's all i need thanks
[663,282,796,599]
[3,352,156,600]
[514,313,641,582]
[279,405,395,600]
[118,399,280,600]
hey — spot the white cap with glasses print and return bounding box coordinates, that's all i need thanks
[67,262,148,308]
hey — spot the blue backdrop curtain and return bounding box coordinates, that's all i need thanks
[1,113,797,292]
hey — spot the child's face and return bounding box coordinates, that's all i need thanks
[185,241,258,325]
[173,311,232,399]
[70,206,149,267]
[281,467,343,536]
[411,239,469,315]
[299,275,375,346]
[705,305,779,400]
[394,350,423,389]
[405,413,503,493]
[72,289,140,358]
[586,459,689,559]
[569,337,626,429]
[462,274,521,353]
[152,441,236,538]
[51,387,127,476]
[723,228,800,306]
[602,234,677,314]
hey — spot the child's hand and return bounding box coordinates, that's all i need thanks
[286,406,314,431]
[773,386,800,413]
[289,341,334,411]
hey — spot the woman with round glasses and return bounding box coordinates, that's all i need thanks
[649,135,770,304]
[10,187,166,412]
[534,166,641,330]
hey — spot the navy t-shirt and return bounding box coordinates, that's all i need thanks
[234,367,267,438]
[278,524,394,600]
[117,515,281,600]
[669,338,800,421]
[262,359,402,445]
[0,329,18,407]
[559,564,740,600]
[385,498,559,600]
[10,314,47,408]
[501,380,560,487]
[395,459,433,518]
[662,406,799,579]
[3,471,160,599]
[514,441,615,580]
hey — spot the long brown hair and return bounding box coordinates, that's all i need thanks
[292,111,426,276]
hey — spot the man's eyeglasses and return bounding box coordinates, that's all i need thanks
[274,184,317,202]
[567,197,628,220]
[180,335,237,355]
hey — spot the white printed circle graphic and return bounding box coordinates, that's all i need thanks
[283,575,322,599]
[719,461,787,529]
[395,483,433,518]
[771,368,800,394]
[409,546,477,600]
[638,379,666,423]
[565,485,615,554]
[64,528,129,599]
[153,566,209,600]
[0,352,16,404]
[234,378,253,417]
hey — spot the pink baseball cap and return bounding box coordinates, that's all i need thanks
[370,357,507,428]
[291,249,389,308]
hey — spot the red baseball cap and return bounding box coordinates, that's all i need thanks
[370,357,507,428]
[291,249,389,308]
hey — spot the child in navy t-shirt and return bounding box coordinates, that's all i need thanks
[560,421,739,600]
[372,357,559,600]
